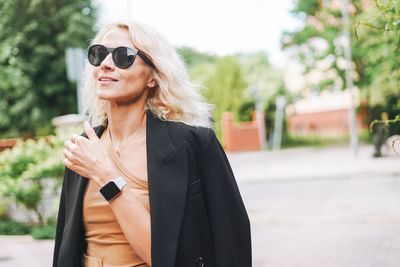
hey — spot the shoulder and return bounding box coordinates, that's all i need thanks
[166,120,217,152]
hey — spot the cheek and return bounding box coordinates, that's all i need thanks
[123,70,149,88]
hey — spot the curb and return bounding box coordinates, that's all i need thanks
[0,235,33,241]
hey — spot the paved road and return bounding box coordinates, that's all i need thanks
[241,174,400,267]
[231,145,400,267]
[1,144,399,267]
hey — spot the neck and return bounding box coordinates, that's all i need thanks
[107,101,147,144]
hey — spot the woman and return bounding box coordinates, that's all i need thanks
[53,21,251,267]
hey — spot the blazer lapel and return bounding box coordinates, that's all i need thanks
[146,111,189,267]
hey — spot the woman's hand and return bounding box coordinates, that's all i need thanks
[63,121,117,186]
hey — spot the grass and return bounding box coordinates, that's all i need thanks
[281,131,374,149]
[281,134,350,149]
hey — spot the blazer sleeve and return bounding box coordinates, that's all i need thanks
[200,132,252,266]
[53,168,68,267]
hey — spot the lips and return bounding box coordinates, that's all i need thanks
[98,76,118,85]
[98,76,118,82]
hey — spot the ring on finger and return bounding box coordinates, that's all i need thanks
[71,134,78,143]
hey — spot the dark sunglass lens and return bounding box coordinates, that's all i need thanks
[88,45,107,66]
[113,47,135,69]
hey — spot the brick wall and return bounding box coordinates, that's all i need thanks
[222,112,262,152]
[0,138,18,153]
[287,108,364,135]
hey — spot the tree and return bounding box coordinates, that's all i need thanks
[176,46,218,87]
[236,52,287,112]
[282,0,400,136]
[355,0,400,107]
[355,0,400,137]
[178,46,290,145]
[177,46,217,67]
[204,56,247,139]
[235,52,289,144]
[0,0,96,138]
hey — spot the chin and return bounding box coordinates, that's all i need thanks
[96,91,118,101]
[97,95,121,102]
[96,92,136,104]
[95,87,147,104]
[96,87,117,100]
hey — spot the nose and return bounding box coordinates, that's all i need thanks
[100,52,115,70]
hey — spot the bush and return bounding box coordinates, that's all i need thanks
[0,220,31,235]
[30,224,56,240]
[359,129,374,144]
[0,135,65,225]
[0,219,56,239]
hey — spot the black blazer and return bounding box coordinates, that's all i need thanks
[53,111,252,267]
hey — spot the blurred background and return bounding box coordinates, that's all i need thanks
[1,0,400,266]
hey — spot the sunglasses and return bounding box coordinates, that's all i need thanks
[88,44,155,69]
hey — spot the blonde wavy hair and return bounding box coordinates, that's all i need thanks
[82,21,213,128]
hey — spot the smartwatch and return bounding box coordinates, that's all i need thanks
[99,176,127,201]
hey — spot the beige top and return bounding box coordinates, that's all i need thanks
[83,129,150,267]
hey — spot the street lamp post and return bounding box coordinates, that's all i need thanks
[341,0,359,156]
[252,82,267,150]
[65,47,85,114]
[273,96,287,151]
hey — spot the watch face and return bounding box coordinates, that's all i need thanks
[100,181,120,201]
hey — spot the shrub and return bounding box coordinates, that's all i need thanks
[30,224,56,240]
[0,135,65,225]
[0,220,31,235]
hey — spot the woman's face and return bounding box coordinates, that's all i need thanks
[92,27,155,104]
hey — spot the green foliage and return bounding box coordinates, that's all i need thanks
[282,134,350,149]
[359,129,374,143]
[367,96,400,135]
[177,46,218,88]
[292,0,321,16]
[0,199,10,220]
[237,52,289,144]
[0,135,65,225]
[181,47,288,144]
[283,0,350,85]
[283,129,376,147]
[0,219,56,239]
[0,220,32,235]
[354,2,400,108]
[355,0,400,42]
[204,56,247,139]
[177,46,217,67]
[283,0,400,140]
[237,52,287,109]
[353,0,400,134]
[30,223,56,239]
[238,100,256,122]
[0,0,97,138]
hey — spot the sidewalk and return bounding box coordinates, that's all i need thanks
[228,144,399,183]
[0,235,53,266]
